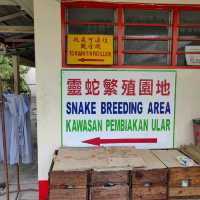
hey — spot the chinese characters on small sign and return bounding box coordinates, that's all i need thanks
[61,69,176,149]
[67,34,113,65]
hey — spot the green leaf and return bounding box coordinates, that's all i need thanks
[0,55,30,93]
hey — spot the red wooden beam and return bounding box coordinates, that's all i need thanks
[171,8,179,66]
[62,64,200,69]
[61,1,200,10]
[65,21,115,26]
[177,51,200,54]
[124,36,171,41]
[62,1,117,8]
[61,3,66,67]
[123,50,169,55]
[125,23,169,27]
[178,36,200,41]
[178,24,200,28]
[117,5,123,66]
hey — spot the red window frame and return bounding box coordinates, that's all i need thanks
[61,1,200,69]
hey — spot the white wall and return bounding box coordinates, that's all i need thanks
[34,0,200,180]
[34,0,61,180]
[25,67,36,96]
[175,70,200,146]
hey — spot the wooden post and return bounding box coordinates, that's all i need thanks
[12,55,21,195]
[12,55,19,94]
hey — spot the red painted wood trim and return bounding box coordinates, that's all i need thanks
[117,5,123,66]
[123,50,169,55]
[62,2,200,10]
[179,36,200,41]
[61,2,200,68]
[62,1,117,8]
[61,2,66,67]
[39,180,48,200]
[171,8,179,66]
[124,36,171,41]
[178,24,200,27]
[177,52,200,54]
[65,21,115,26]
[125,23,169,27]
[61,65,200,69]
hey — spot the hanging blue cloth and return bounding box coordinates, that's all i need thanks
[0,94,19,165]
[0,94,33,165]
[18,95,33,164]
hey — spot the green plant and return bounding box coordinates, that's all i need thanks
[0,55,30,93]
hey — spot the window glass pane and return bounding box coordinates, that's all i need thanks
[68,8,114,23]
[180,11,200,24]
[125,26,169,36]
[179,28,200,37]
[124,40,169,51]
[123,9,171,66]
[177,55,186,66]
[68,25,114,34]
[124,54,169,65]
[124,9,170,24]
[177,41,195,51]
[177,44,200,66]
[177,54,200,66]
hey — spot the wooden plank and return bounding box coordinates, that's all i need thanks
[53,147,145,172]
[180,145,200,164]
[49,188,87,200]
[153,150,200,198]
[91,171,129,186]
[152,149,198,168]
[5,38,34,43]
[0,26,34,33]
[133,185,167,200]
[169,198,200,200]
[5,34,33,40]
[14,0,34,18]
[90,185,129,200]
[169,167,200,187]
[135,150,166,170]
[169,187,200,197]
[0,11,25,23]
[49,171,87,189]
[0,1,18,5]
[101,147,145,170]
[53,148,109,171]
[12,56,19,95]
[132,169,168,186]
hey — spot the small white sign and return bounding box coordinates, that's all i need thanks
[185,46,200,66]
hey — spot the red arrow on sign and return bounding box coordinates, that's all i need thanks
[78,58,104,62]
[82,137,157,146]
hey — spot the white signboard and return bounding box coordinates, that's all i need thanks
[185,46,200,66]
[61,69,176,148]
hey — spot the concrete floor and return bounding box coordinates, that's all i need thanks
[0,147,38,200]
